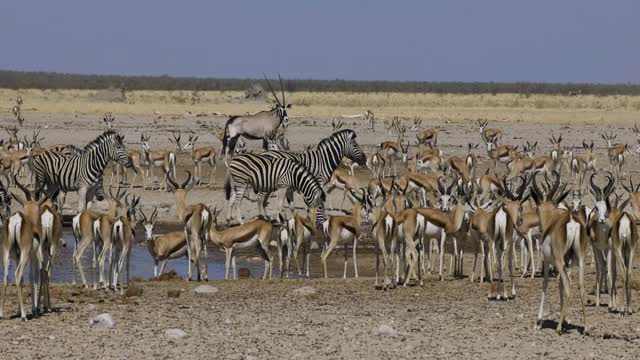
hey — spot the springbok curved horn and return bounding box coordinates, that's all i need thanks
[516,175,530,200]
[181,171,192,189]
[140,209,148,223]
[437,176,446,195]
[546,171,561,201]
[446,176,456,195]
[165,170,179,189]
[623,177,633,193]
[151,206,158,222]
[501,178,516,201]
[590,174,602,200]
[14,175,31,201]
[603,172,615,198]
[263,73,281,107]
[530,175,540,202]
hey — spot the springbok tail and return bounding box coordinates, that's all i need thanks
[72,214,81,248]
[169,153,177,177]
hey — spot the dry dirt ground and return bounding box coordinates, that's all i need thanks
[1,111,640,358]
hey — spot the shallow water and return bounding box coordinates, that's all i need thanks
[0,225,385,284]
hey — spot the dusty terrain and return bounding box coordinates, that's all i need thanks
[0,90,640,358]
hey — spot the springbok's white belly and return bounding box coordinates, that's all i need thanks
[341,229,355,242]
[232,235,260,250]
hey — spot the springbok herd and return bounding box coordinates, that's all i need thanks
[1,86,640,337]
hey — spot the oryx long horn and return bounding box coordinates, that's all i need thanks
[279,73,285,106]
[263,73,281,107]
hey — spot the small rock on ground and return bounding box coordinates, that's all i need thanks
[293,286,317,296]
[125,285,143,297]
[165,328,188,338]
[89,313,114,329]
[167,289,181,298]
[373,324,398,337]
[238,268,251,279]
[194,285,218,294]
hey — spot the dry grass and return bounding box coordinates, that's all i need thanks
[2,88,640,124]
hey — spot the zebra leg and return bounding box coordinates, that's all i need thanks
[256,192,270,220]
[77,187,88,212]
[233,185,248,224]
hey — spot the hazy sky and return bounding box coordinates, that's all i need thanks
[1,1,638,83]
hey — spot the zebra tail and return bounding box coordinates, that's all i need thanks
[224,172,232,201]
[222,121,230,155]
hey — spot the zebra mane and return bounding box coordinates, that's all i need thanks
[83,130,120,152]
[317,129,355,149]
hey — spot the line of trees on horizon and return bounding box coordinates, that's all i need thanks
[1,70,639,96]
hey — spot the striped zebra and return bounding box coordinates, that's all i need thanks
[260,129,366,209]
[225,154,325,225]
[31,131,133,212]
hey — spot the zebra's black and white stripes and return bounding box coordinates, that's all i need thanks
[31,131,133,211]
[262,129,366,183]
[225,153,325,225]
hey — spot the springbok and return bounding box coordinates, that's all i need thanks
[182,135,217,186]
[477,119,503,144]
[277,212,315,278]
[321,189,365,279]
[469,198,495,284]
[93,187,129,289]
[363,183,397,290]
[140,207,189,277]
[587,173,616,309]
[0,179,54,320]
[366,151,386,178]
[412,118,438,148]
[477,168,502,202]
[548,133,564,171]
[166,171,212,281]
[209,207,273,280]
[416,179,472,281]
[110,195,141,294]
[378,122,407,177]
[530,171,586,335]
[222,74,291,159]
[141,132,180,190]
[325,167,364,211]
[602,131,629,182]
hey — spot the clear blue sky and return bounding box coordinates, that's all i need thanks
[1,1,638,83]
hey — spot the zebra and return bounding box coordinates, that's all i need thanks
[225,154,326,226]
[260,129,367,210]
[31,131,133,212]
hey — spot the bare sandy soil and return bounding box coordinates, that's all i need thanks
[1,111,640,359]
[0,267,639,359]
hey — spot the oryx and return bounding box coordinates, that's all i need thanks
[222,74,291,161]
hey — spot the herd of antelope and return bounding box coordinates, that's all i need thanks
[1,92,640,336]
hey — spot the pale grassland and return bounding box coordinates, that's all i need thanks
[2,88,640,124]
